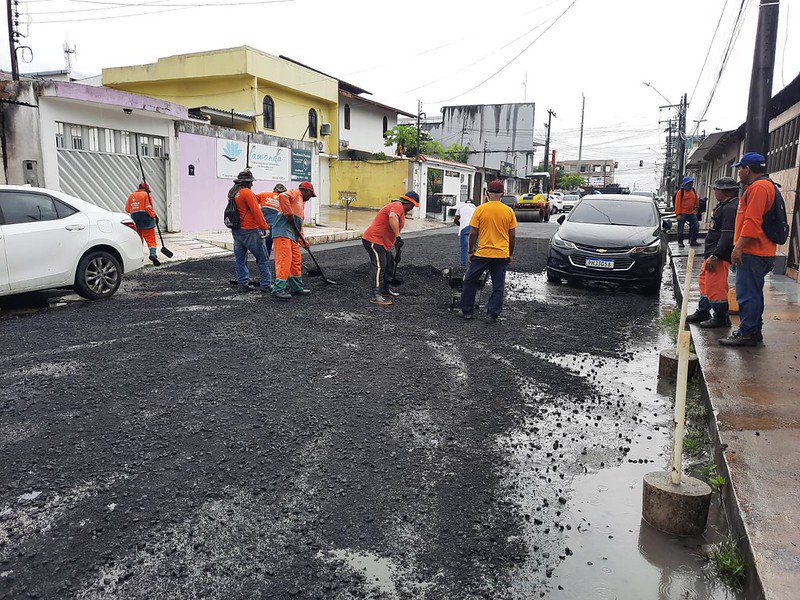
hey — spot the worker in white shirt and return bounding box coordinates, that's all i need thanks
[454,200,477,267]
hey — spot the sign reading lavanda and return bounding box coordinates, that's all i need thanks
[216,138,290,181]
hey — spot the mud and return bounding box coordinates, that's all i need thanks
[0,232,735,599]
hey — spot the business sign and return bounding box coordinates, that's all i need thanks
[589,175,605,186]
[216,138,290,181]
[291,148,313,182]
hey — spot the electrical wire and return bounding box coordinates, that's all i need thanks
[428,0,580,104]
[30,0,293,22]
[689,0,730,104]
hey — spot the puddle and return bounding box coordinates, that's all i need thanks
[175,304,231,312]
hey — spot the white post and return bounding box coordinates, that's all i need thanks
[670,329,692,485]
[677,247,696,352]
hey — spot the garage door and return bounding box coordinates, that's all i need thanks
[55,125,169,228]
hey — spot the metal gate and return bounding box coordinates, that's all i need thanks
[56,150,168,227]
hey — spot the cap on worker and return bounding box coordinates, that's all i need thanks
[681,176,694,186]
[138,182,150,191]
[274,183,287,193]
[298,181,316,197]
[712,176,739,191]
[733,152,767,168]
[399,191,420,206]
[234,169,255,184]
[487,179,504,194]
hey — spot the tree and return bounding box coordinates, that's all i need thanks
[384,125,471,164]
[442,143,470,164]
[557,174,585,190]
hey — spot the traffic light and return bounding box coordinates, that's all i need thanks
[639,160,644,167]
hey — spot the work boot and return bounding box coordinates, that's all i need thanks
[678,242,685,248]
[689,242,702,247]
[273,291,292,301]
[685,310,711,324]
[236,284,250,293]
[701,303,731,328]
[370,290,393,306]
[459,312,474,320]
[719,331,759,347]
[384,288,400,297]
[291,288,312,296]
[483,313,499,324]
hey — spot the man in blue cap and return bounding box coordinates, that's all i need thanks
[719,152,777,347]
[673,176,700,247]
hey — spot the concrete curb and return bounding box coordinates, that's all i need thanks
[668,247,766,600]
[195,229,363,252]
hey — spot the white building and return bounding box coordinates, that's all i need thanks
[339,91,415,156]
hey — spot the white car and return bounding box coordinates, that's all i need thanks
[552,193,579,212]
[0,185,146,300]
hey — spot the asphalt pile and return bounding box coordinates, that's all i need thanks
[0,232,658,599]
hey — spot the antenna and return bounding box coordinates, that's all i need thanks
[63,41,76,73]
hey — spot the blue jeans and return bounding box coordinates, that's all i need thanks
[735,253,773,335]
[461,256,509,317]
[232,228,272,289]
[676,214,699,245]
[263,232,273,258]
[459,226,471,266]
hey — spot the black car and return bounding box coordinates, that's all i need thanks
[546,194,672,293]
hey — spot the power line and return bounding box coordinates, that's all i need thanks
[30,0,293,22]
[689,0,730,104]
[429,0,580,104]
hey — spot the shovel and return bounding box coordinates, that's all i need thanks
[390,246,403,286]
[287,219,338,285]
[134,134,173,259]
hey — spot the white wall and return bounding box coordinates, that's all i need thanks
[339,95,397,154]
[37,97,182,227]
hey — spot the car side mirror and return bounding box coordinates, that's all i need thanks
[662,219,672,231]
[557,215,566,224]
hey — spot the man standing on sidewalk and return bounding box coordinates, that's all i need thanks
[674,176,701,248]
[362,191,419,306]
[126,182,161,266]
[271,182,315,301]
[686,177,739,328]
[720,153,777,347]
[228,170,272,294]
[459,179,517,323]
[454,200,477,267]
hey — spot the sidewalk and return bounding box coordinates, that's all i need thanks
[670,243,800,600]
[318,204,449,234]
[191,225,361,253]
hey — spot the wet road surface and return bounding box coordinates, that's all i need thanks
[1,227,740,599]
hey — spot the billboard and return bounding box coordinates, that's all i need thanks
[216,138,290,181]
[291,149,313,182]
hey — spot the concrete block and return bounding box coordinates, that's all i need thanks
[642,471,711,536]
[658,347,698,379]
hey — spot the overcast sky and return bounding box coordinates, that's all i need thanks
[4,0,798,191]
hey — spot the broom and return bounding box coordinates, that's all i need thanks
[134,134,173,258]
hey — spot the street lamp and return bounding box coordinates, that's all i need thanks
[643,82,673,105]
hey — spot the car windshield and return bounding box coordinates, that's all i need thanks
[569,199,657,227]
[630,191,653,198]
[563,195,579,201]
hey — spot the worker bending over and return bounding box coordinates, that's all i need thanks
[257,183,287,258]
[126,182,161,266]
[686,177,739,328]
[271,182,316,301]
[362,191,419,306]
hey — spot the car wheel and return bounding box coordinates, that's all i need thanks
[543,210,550,222]
[546,269,561,283]
[74,250,123,300]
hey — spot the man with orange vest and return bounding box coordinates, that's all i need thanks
[257,183,286,259]
[673,176,700,248]
[228,169,272,293]
[720,153,778,347]
[271,182,316,301]
[126,182,161,266]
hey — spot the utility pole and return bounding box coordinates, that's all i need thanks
[676,94,688,187]
[743,0,780,155]
[481,140,488,199]
[550,150,557,192]
[578,93,585,161]
[523,72,527,102]
[416,99,422,157]
[6,0,20,81]
[543,109,556,172]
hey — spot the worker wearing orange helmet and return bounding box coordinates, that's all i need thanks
[270,181,316,300]
[126,182,161,266]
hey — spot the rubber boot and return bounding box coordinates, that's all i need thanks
[384,288,400,297]
[685,309,711,324]
[291,288,312,296]
[370,289,393,306]
[273,291,292,301]
[700,303,732,328]
[149,248,161,267]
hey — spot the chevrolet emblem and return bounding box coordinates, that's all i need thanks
[596,248,607,253]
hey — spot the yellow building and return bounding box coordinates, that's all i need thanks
[103,46,340,211]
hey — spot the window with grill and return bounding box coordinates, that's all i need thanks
[344,104,350,130]
[70,125,83,150]
[308,109,318,138]
[88,127,99,151]
[263,95,275,130]
[382,116,388,136]
[120,131,131,154]
[140,136,150,157]
[153,138,164,158]
[56,123,65,148]
[767,116,799,173]
[104,129,115,153]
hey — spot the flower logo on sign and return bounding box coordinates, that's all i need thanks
[221,141,242,162]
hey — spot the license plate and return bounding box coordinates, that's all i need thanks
[586,257,614,269]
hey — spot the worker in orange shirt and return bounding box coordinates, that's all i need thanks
[126,182,161,266]
[673,176,700,248]
[228,169,272,293]
[257,183,286,259]
[720,153,779,347]
[271,182,316,301]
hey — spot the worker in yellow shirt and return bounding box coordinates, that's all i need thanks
[459,179,518,323]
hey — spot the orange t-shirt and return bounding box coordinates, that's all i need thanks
[362,202,406,250]
[734,178,776,257]
[673,189,699,215]
[234,187,269,230]
[125,190,156,217]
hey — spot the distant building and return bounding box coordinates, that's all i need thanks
[402,102,539,197]
[560,159,616,188]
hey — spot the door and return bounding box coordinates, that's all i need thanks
[0,190,90,291]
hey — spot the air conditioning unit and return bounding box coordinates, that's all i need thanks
[320,122,332,136]
[340,139,349,149]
